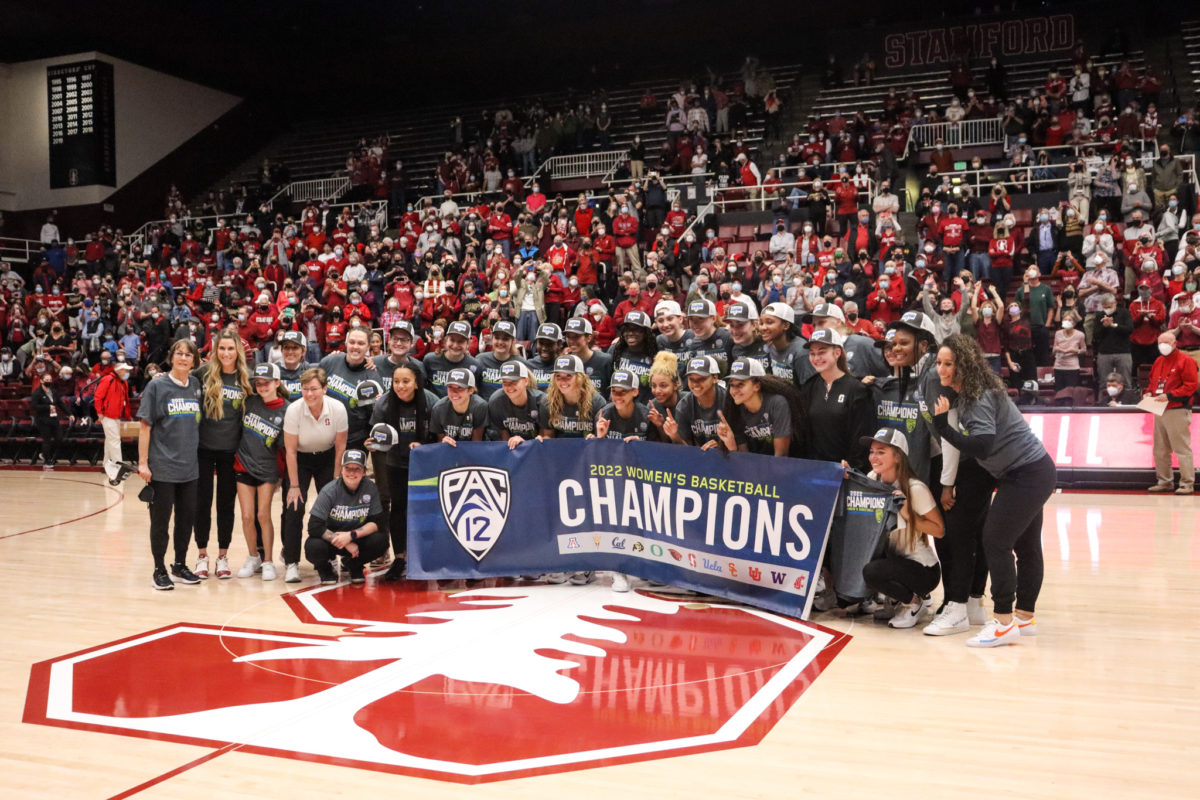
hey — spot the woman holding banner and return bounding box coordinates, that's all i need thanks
[371,364,437,581]
[539,354,599,439]
[931,334,1055,648]
[860,428,944,629]
[664,355,727,449]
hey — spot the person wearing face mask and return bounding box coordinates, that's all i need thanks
[1101,372,1135,405]
[94,361,134,469]
[1015,267,1056,366]
[1091,296,1134,399]
[1051,310,1087,390]
[1157,194,1187,265]
[1024,208,1064,277]
[1145,332,1199,494]
[611,204,641,274]
[1076,253,1121,344]
[1121,179,1152,226]
[1130,280,1168,374]
[1001,298,1036,388]
[1167,291,1200,368]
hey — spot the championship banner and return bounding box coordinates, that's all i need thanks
[407,440,845,618]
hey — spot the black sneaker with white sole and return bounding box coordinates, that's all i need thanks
[316,561,338,585]
[382,558,406,582]
[349,562,365,584]
[152,567,174,590]
[170,562,201,585]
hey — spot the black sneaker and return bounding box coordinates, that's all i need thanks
[382,558,407,582]
[152,567,174,591]
[170,562,201,585]
[316,560,338,585]
[349,562,365,584]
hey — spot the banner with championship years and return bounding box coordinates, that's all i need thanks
[407,440,847,619]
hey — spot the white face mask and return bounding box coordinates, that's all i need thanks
[1159,343,1175,356]
[981,306,994,318]
[1062,320,1075,330]
[1106,385,1121,397]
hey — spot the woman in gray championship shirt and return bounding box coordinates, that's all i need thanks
[663,355,727,449]
[234,363,291,581]
[138,338,205,591]
[428,368,488,443]
[193,330,251,581]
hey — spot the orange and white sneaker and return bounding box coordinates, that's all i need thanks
[1014,615,1037,637]
[966,618,1020,648]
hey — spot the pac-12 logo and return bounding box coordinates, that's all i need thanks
[438,467,510,560]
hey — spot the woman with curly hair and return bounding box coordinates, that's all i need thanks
[931,334,1055,647]
[193,329,252,580]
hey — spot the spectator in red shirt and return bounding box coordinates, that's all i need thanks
[1145,332,1199,494]
[613,280,652,326]
[833,173,859,234]
[937,205,969,282]
[612,205,641,275]
[1130,279,1167,372]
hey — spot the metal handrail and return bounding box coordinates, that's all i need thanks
[269,176,351,205]
[0,236,45,265]
[903,117,1004,158]
[528,149,629,182]
[710,178,876,213]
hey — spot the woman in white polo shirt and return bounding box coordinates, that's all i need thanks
[280,367,348,581]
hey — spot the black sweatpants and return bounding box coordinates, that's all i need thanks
[281,449,335,566]
[938,457,996,604]
[194,448,236,550]
[982,452,1056,615]
[388,465,410,559]
[305,529,389,569]
[149,479,197,570]
[863,556,940,603]
[35,418,63,465]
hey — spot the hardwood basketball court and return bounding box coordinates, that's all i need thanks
[1,470,1193,799]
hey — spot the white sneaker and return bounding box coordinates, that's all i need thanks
[1015,615,1037,637]
[611,573,630,592]
[215,556,232,579]
[237,555,263,578]
[966,618,1021,648]
[923,601,970,636]
[544,572,568,584]
[284,563,301,583]
[261,561,277,581]
[966,596,987,626]
[888,601,922,628]
[568,571,593,585]
[193,556,209,580]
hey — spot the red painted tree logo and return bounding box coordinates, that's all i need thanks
[24,582,847,783]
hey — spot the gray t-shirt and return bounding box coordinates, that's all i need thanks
[137,373,203,483]
[422,351,481,399]
[765,337,814,386]
[843,333,891,380]
[657,331,694,378]
[538,395,596,438]
[308,476,384,534]
[687,329,733,371]
[953,390,1048,477]
[430,393,489,441]
[487,388,545,439]
[378,356,427,393]
[476,352,528,400]
[236,395,289,482]
[872,372,934,486]
[673,387,727,446]
[580,350,613,394]
[609,348,655,404]
[731,340,770,373]
[279,362,315,402]
[318,353,382,441]
[525,356,557,392]
[194,366,245,452]
[595,401,652,439]
[733,392,792,455]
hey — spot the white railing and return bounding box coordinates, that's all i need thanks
[0,236,44,265]
[710,178,875,213]
[270,176,351,205]
[904,117,1003,157]
[921,153,1197,209]
[532,149,629,181]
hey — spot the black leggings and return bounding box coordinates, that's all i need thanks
[983,452,1056,615]
[305,529,389,569]
[281,449,335,566]
[149,479,197,569]
[388,465,410,559]
[863,556,941,603]
[938,457,995,604]
[194,448,236,550]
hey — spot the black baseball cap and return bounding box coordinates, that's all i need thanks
[341,449,368,468]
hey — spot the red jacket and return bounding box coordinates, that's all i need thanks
[613,214,639,248]
[1148,348,1199,409]
[1130,297,1167,346]
[93,373,130,420]
[593,234,616,262]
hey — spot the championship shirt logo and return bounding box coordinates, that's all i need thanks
[438,467,510,561]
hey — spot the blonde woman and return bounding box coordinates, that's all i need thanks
[645,351,681,440]
[539,354,599,439]
[193,329,252,580]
